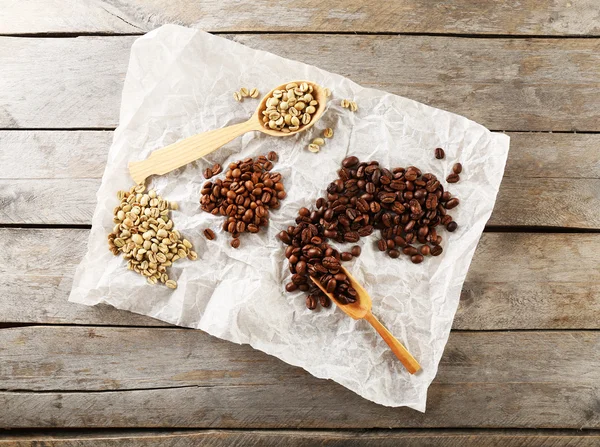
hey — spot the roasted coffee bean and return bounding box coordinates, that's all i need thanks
[286,282,298,292]
[351,245,361,257]
[267,151,278,162]
[453,163,462,174]
[411,254,424,264]
[377,239,387,251]
[203,168,213,179]
[435,147,445,159]
[341,252,353,262]
[212,163,223,175]
[306,294,318,309]
[447,221,458,232]
[203,228,216,240]
[447,173,460,183]
[431,245,443,256]
[388,249,400,258]
[342,156,360,168]
[278,230,291,244]
[344,232,360,243]
[403,245,419,256]
[230,238,241,248]
[319,294,331,308]
[420,245,431,256]
[445,198,460,209]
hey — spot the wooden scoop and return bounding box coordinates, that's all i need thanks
[311,266,421,374]
[128,81,328,184]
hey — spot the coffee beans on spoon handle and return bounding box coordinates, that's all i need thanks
[279,156,460,310]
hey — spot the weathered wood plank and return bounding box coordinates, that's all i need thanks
[1,0,599,36]
[1,229,599,329]
[0,328,599,428]
[3,177,599,228]
[2,130,599,227]
[2,430,600,446]
[0,131,113,179]
[1,35,599,131]
[4,131,599,180]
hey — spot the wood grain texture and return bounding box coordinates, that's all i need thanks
[3,131,598,180]
[3,176,599,227]
[1,430,600,446]
[2,131,599,227]
[1,229,599,329]
[2,0,599,36]
[0,327,599,428]
[1,35,599,131]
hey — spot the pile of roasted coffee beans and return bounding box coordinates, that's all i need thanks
[200,152,286,248]
[278,156,460,309]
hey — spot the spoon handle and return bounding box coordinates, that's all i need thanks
[364,311,421,374]
[128,118,261,184]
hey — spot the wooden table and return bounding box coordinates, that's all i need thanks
[1,2,599,445]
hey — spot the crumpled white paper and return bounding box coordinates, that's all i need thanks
[69,24,510,411]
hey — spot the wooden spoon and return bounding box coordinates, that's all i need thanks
[128,81,328,185]
[311,266,421,374]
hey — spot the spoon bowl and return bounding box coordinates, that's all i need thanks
[311,266,421,374]
[255,81,328,137]
[129,80,328,184]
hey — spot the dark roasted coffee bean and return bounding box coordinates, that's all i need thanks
[445,198,460,209]
[411,254,424,264]
[377,239,387,251]
[434,147,445,159]
[420,245,431,256]
[431,245,443,256]
[446,173,460,183]
[267,151,278,162]
[326,278,337,293]
[351,245,362,257]
[393,236,406,247]
[278,230,292,245]
[344,232,360,243]
[319,294,331,308]
[286,282,298,292]
[386,239,395,250]
[305,294,317,309]
[403,245,418,256]
[447,221,458,232]
[341,252,353,262]
[453,163,462,174]
[203,228,216,240]
[388,249,400,258]
[230,238,241,248]
[342,156,360,168]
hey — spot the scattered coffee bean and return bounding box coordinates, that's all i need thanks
[446,173,460,183]
[453,163,462,174]
[447,221,458,232]
[279,157,460,309]
[306,294,318,310]
[200,155,286,246]
[435,148,445,159]
[411,254,424,264]
[203,168,213,179]
[267,151,278,162]
[230,238,241,248]
[203,228,216,240]
[212,163,222,176]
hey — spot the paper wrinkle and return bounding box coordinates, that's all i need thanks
[69,25,510,411]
